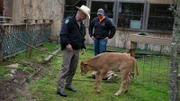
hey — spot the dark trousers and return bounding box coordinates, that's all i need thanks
[94,39,107,56]
[57,49,79,92]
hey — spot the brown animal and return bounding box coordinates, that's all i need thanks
[80,52,139,96]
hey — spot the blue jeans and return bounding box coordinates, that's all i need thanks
[94,39,107,56]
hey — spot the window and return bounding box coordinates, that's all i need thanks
[147,4,174,31]
[90,1,114,22]
[117,3,144,29]
[64,0,86,18]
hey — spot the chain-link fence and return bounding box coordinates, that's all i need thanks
[129,34,180,100]
[0,18,52,59]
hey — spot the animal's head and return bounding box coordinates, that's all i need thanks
[80,61,91,75]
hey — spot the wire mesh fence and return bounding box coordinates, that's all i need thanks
[129,34,180,100]
[0,19,52,59]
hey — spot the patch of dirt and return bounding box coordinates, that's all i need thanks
[0,70,29,101]
[0,61,45,101]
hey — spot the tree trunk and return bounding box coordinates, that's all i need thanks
[169,1,180,101]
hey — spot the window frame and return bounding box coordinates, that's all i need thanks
[145,3,174,33]
[63,0,174,33]
[116,1,147,31]
[64,0,87,19]
[90,0,116,24]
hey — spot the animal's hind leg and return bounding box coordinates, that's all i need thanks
[124,73,133,93]
[124,81,131,93]
[114,79,128,96]
[114,71,128,96]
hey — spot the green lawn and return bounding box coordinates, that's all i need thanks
[0,42,179,101]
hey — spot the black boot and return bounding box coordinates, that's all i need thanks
[57,91,67,97]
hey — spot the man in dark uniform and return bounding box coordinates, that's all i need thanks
[57,5,90,97]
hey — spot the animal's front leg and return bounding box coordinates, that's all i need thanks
[96,74,103,93]
[94,72,99,90]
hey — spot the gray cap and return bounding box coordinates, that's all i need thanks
[97,8,104,15]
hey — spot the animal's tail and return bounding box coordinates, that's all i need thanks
[133,58,139,76]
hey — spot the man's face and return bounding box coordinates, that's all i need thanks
[76,11,87,22]
[97,14,103,19]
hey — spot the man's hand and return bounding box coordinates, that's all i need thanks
[91,36,96,40]
[81,48,86,55]
[66,44,73,51]
[105,37,109,40]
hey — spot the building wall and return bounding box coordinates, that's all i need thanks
[3,0,65,43]
[85,0,173,51]
[3,0,173,50]
[149,0,175,4]
[85,28,171,52]
[91,0,173,3]
[3,0,13,17]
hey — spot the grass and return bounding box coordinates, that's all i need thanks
[0,42,180,101]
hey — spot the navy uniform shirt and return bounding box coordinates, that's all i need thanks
[59,16,86,50]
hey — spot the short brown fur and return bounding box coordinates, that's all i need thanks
[80,52,139,96]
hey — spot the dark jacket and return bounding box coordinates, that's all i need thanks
[89,17,116,39]
[59,16,86,50]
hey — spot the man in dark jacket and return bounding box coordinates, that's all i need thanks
[57,5,90,97]
[88,8,117,81]
[89,8,116,56]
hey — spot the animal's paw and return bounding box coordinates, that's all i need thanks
[114,93,119,96]
[96,90,100,94]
